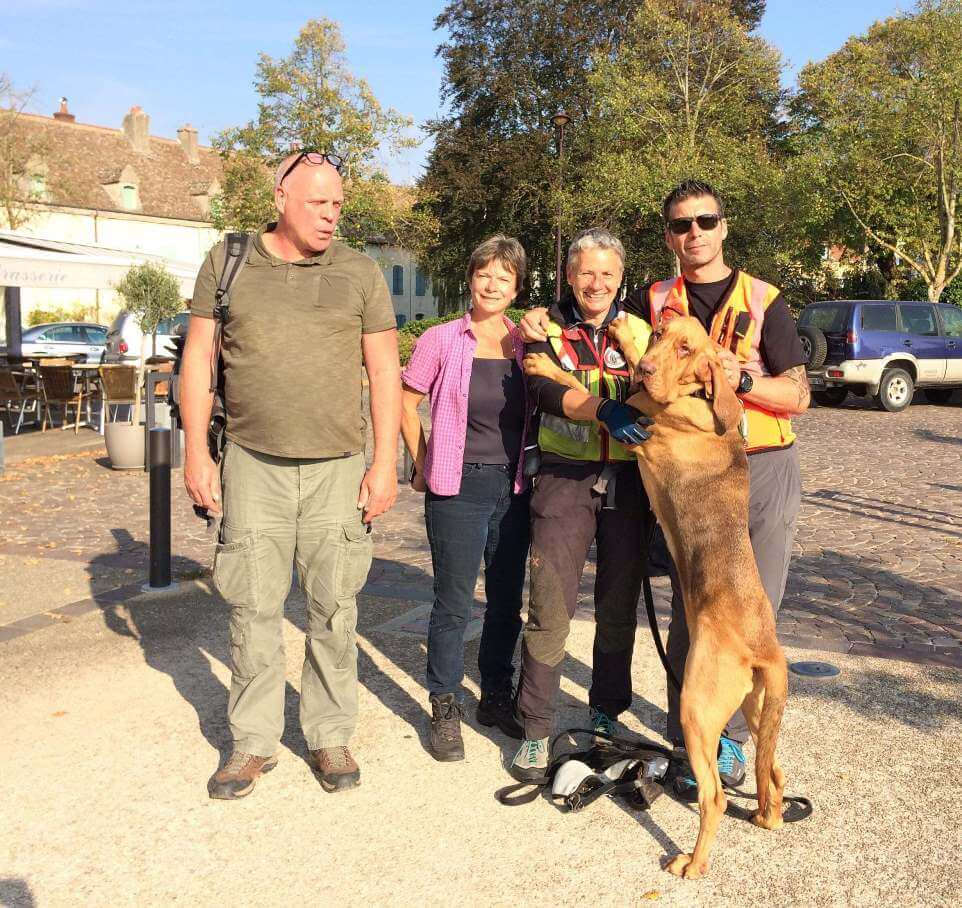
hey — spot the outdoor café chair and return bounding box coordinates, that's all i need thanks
[39,365,88,432]
[0,368,42,434]
[98,364,138,425]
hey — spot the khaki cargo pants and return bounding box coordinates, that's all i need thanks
[213,442,373,757]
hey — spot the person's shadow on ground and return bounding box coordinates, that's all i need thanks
[87,528,233,763]
[87,529,321,771]
[0,878,35,908]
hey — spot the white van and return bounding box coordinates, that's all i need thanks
[104,311,189,363]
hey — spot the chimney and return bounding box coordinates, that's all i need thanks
[177,124,199,165]
[122,105,150,153]
[53,97,75,123]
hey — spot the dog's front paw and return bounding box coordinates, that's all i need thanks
[664,853,707,880]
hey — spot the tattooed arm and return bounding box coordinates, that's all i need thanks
[739,364,811,415]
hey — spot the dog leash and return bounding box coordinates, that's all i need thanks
[640,511,683,692]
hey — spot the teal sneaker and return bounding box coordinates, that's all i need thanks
[510,737,549,783]
[717,736,747,787]
[589,707,629,745]
[670,737,747,800]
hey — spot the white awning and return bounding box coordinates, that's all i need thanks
[0,233,198,296]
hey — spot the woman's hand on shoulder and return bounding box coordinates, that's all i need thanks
[518,307,550,342]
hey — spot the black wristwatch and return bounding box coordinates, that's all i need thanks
[736,371,754,395]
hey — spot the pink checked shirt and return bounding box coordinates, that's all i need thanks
[401,311,529,496]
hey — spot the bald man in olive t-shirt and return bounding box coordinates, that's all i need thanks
[180,153,400,800]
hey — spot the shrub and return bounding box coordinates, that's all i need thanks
[26,304,94,327]
[397,307,529,365]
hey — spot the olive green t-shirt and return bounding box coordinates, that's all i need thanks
[191,226,397,458]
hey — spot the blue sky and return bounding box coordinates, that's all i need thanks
[3,0,906,184]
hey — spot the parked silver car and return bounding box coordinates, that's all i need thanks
[20,322,108,362]
[104,311,189,362]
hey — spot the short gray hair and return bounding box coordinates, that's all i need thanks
[566,227,625,271]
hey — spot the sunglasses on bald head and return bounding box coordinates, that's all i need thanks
[277,150,345,187]
[666,213,723,235]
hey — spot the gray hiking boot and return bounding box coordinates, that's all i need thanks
[509,737,549,783]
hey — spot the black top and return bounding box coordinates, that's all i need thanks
[623,270,807,376]
[463,357,526,465]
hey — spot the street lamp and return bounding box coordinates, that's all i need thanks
[551,111,571,303]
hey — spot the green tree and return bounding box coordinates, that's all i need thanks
[793,1,962,302]
[573,0,796,288]
[212,18,417,247]
[419,1,770,311]
[420,0,650,311]
[115,262,184,424]
[0,75,50,230]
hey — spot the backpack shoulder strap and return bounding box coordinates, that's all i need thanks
[208,232,250,393]
[212,232,251,322]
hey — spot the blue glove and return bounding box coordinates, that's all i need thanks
[596,399,653,445]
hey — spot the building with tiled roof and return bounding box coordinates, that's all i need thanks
[1,100,438,328]
[21,101,223,224]
[2,100,223,324]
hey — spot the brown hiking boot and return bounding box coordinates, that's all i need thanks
[208,751,278,800]
[310,746,361,792]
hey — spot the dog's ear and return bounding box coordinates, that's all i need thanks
[695,351,743,436]
[706,356,743,436]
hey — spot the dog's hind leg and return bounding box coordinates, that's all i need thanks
[665,640,752,880]
[740,659,788,830]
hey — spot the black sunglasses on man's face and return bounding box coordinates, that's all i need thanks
[666,213,723,235]
[277,150,345,187]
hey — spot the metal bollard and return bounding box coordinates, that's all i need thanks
[145,427,173,591]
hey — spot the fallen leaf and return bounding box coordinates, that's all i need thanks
[642,892,660,901]
[52,711,67,717]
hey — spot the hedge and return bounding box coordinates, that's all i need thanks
[398,307,527,365]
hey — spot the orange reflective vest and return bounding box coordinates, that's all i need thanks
[648,272,796,454]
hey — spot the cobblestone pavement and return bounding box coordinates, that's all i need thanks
[1,395,959,665]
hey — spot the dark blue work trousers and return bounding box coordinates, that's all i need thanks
[424,463,531,698]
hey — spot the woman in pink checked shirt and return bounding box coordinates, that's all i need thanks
[400,235,531,763]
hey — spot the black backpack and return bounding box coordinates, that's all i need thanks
[171,232,251,463]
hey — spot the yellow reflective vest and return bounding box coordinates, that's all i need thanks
[538,313,653,462]
[648,272,796,454]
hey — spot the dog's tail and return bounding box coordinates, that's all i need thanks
[754,655,788,815]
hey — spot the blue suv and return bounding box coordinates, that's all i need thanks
[798,300,962,411]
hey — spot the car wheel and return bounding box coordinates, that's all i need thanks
[924,388,956,404]
[797,326,828,369]
[812,386,848,407]
[874,368,914,412]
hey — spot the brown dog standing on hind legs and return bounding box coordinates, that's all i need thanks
[523,314,787,880]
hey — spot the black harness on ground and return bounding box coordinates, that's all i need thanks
[495,511,813,824]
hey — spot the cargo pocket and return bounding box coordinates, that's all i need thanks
[328,520,372,669]
[335,519,373,600]
[213,528,260,679]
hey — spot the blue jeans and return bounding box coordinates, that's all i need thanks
[424,463,531,698]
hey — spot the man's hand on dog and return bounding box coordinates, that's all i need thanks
[596,399,654,445]
[715,347,742,390]
[184,451,222,515]
[357,461,398,523]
